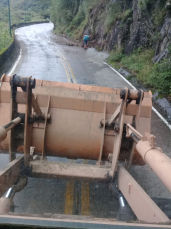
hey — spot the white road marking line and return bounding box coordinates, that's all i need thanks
[102,61,136,89]
[151,107,171,130]
[102,61,171,130]
[7,49,22,76]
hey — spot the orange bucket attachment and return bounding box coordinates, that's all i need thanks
[0,76,152,165]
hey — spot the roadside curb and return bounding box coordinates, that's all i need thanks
[0,38,19,77]
[11,20,49,30]
[2,21,50,77]
[102,61,171,130]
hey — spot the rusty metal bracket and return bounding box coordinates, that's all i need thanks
[9,75,18,161]
[109,88,129,178]
[10,74,35,92]
[31,94,51,123]
[11,74,46,120]
[107,104,121,127]
[98,102,106,165]
[9,75,38,166]
[24,77,34,166]
[100,104,121,128]
[100,89,143,130]
[42,96,51,159]
[114,99,125,133]
[126,90,144,169]
[126,124,143,140]
[32,94,43,117]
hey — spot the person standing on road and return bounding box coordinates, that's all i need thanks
[83,35,92,50]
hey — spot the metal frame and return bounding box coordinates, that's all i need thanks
[24,76,33,166]
[0,156,24,197]
[118,165,169,223]
[42,96,51,159]
[0,75,170,226]
[29,160,110,182]
[0,214,171,229]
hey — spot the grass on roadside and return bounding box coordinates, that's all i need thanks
[107,48,171,97]
[0,23,13,55]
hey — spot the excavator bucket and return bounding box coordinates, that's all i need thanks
[0,75,152,165]
[1,75,171,226]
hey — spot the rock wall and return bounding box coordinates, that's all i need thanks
[84,0,170,58]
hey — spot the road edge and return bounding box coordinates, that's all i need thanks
[6,22,50,76]
[102,61,171,130]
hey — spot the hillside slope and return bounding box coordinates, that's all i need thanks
[0,0,51,25]
[0,0,51,54]
[51,0,171,97]
[51,0,170,55]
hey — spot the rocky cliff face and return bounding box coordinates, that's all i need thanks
[156,17,171,57]
[84,0,171,59]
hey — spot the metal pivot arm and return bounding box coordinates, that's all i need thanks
[32,94,43,117]
[108,89,145,179]
[10,75,34,165]
[0,176,27,214]
[100,89,144,128]
[10,74,35,91]
[109,88,129,179]
[42,96,51,159]
[32,94,51,121]
[100,104,121,128]
[9,75,35,162]
[10,75,46,119]
[10,75,51,165]
[24,77,33,166]
[126,124,171,193]
[0,117,23,143]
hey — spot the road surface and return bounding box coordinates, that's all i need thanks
[1,22,171,219]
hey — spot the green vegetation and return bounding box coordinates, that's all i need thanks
[106,0,171,96]
[0,0,51,54]
[48,0,171,97]
[105,2,133,32]
[108,48,171,96]
[139,0,167,27]
[0,22,13,54]
[0,0,170,97]
[152,5,166,28]
[147,59,171,95]
[51,0,101,39]
[50,0,133,39]
[105,2,122,32]
[0,0,51,25]
[138,0,156,10]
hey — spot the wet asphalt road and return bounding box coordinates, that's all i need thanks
[2,23,171,218]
